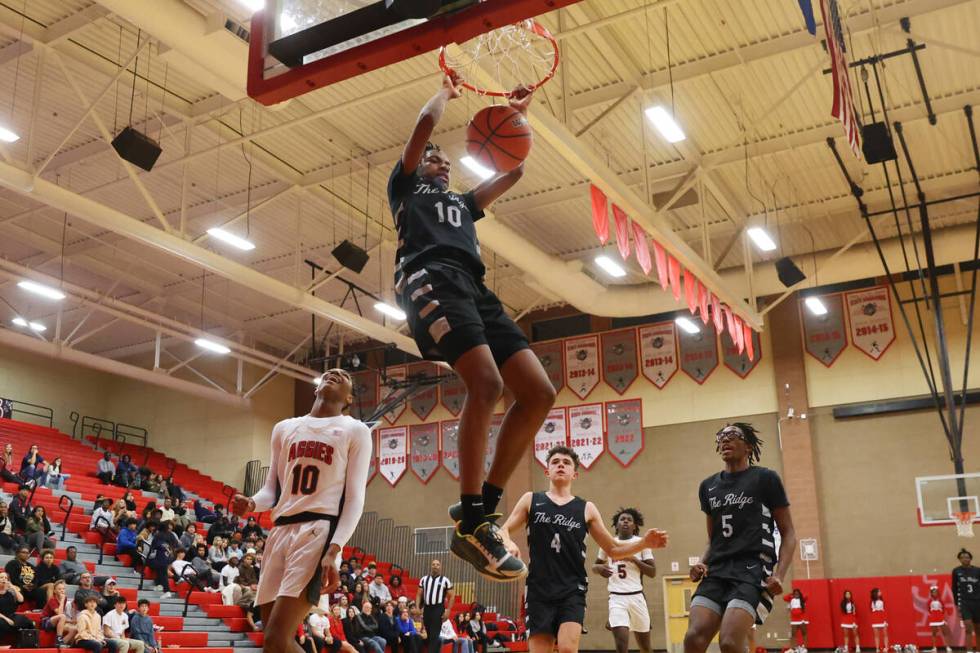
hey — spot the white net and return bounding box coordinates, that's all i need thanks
[440,20,559,96]
[954,512,975,537]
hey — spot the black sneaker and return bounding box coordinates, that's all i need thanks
[450,522,526,582]
[55,636,64,648]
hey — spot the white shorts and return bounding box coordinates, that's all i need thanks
[871,622,887,629]
[254,520,333,606]
[929,621,946,627]
[790,620,809,626]
[608,593,650,632]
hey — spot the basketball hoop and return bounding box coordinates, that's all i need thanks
[438,19,559,97]
[953,512,975,537]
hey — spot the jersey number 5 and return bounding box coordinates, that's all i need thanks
[616,563,627,579]
[721,514,734,538]
[291,465,320,495]
[434,201,462,227]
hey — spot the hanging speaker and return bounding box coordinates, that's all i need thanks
[861,122,897,164]
[111,126,162,172]
[332,239,370,273]
[775,257,806,287]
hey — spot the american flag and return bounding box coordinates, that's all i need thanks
[819,0,861,158]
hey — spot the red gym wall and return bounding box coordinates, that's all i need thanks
[794,575,963,649]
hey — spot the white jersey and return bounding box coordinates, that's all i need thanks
[598,535,654,593]
[251,414,372,548]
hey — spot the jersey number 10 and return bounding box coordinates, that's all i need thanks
[434,202,462,227]
[291,465,320,495]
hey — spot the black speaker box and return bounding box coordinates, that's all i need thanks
[861,122,897,164]
[775,257,806,288]
[111,126,162,172]
[332,239,370,273]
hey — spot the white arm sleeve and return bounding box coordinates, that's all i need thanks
[330,422,373,548]
[250,423,282,513]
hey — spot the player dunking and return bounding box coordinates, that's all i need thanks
[496,446,668,653]
[953,549,980,653]
[231,369,372,653]
[390,73,556,580]
[684,423,797,653]
[593,508,656,653]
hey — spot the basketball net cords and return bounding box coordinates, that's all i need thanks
[954,512,975,538]
[444,21,553,94]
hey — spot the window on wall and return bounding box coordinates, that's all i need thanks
[531,314,591,342]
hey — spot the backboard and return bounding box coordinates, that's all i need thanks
[916,472,980,527]
[247,0,583,105]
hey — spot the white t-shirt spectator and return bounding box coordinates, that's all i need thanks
[171,559,194,580]
[103,609,130,638]
[309,613,329,639]
[159,508,175,523]
[90,506,115,529]
[368,580,391,603]
[219,564,239,589]
[439,620,457,640]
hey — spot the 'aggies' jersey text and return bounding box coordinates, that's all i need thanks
[526,492,588,601]
[598,535,654,594]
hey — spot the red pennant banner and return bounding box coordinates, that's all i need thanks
[668,256,682,301]
[631,222,652,274]
[653,241,668,290]
[844,285,896,360]
[684,269,697,314]
[613,205,631,260]
[711,294,724,333]
[378,426,407,487]
[734,316,745,354]
[724,305,737,343]
[697,280,709,325]
[743,323,756,361]
[590,185,609,245]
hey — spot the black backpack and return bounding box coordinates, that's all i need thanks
[16,628,39,648]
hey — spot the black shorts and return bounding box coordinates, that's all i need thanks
[397,262,529,367]
[959,601,980,623]
[691,561,774,625]
[525,593,586,637]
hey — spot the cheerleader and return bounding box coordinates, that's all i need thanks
[841,590,860,653]
[784,589,808,652]
[870,588,889,653]
[926,586,952,653]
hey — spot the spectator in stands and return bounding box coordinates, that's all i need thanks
[342,607,360,646]
[170,500,192,534]
[0,571,35,637]
[307,609,333,653]
[208,505,234,544]
[136,522,157,564]
[158,498,175,525]
[362,562,378,582]
[5,546,45,608]
[72,572,104,616]
[226,538,244,562]
[389,574,409,601]
[328,605,357,653]
[193,499,216,524]
[25,505,55,553]
[42,579,78,647]
[356,601,387,653]
[352,580,368,608]
[104,596,146,653]
[148,522,178,599]
[165,477,184,503]
[0,501,23,553]
[409,605,426,642]
[35,549,60,601]
[236,552,259,608]
[139,502,157,526]
[128,599,160,653]
[240,516,263,541]
[369,574,392,605]
[19,443,45,484]
[169,548,195,589]
[91,498,118,539]
[74,594,108,653]
[100,578,122,616]
[0,399,11,419]
[97,452,116,485]
[0,444,24,485]
[219,553,240,589]
[117,519,138,559]
[245,603,263,633]
[123,492,137,513]
[440,615,473,653]
[467,613,488,653]
[58,546,88,585]
[208,536,228,572]
[112,499,132,527]
[397,607,423,653]
[378,601,402,653]
[114,454,137,488]
[178,523,197,551]
[189,545,216,590]
[297,620,316,653]
[9,485,31,531]
[42,456,69,490]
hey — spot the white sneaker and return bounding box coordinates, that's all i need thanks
[160,592,172,599]
[154,585,163,591]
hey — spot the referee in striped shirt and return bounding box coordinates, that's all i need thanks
[416,559,454,653]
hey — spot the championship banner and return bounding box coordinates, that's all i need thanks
[378,426,407,487]
[440,373,466,416]
[367,427,378,484]
[568,403,604,469]
[439,420,460,480]
[530,340,564,393]
[605,399,643,467]
[382,366,406,424]
[350,371,379,422]
[533,408,569,468]
[801,293,847,366]
[408,362,438,421]
[484,414,503,474]
[638,322,678,389]
[678,321,719,384]
[564,335,600,400]
[845,285,895,360]
[409,423,439,484]
[601,329,639,395]
[721,328,762,378]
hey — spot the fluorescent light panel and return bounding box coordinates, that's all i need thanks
[747,227,777,252]
[238,0,264,11]
[17,280,66,301]
[0,126,19,143]
[645,106,686,143]
[11,317,45,332]
[460,156,494,180]
[194,338,231,354]
[374,302,406,321]
[675,316,700,334]
[804,296,828,316]
[594,255,627,278]
[207,227,256,251]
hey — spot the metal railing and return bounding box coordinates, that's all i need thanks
[57,495,74,542]
[114,423,148,447]
[178,565,198,618]
[6,399,54,428]
[93,515,112,565]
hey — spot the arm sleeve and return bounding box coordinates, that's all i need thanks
[762,469,790,509]
[641,548,655,561]
[597,548,607,562]
[388,162,418,206]
[330,422,374,548]
[250,423,283,513]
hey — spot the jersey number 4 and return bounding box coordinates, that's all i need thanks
[290,465,320,495]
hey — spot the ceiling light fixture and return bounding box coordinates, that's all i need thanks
[17,280,66,301]
[374,302,406,321]
[460,156,494,180]
[11,317,45,332]
[194,338,231,355]
[238,0,265,12]
[675,316,701,334]
[804,296,828,316]
[645,106,686,143]
[207,227,256,251]
[0,126,19,143]
[594,255,627,278]
[746,226,778,252]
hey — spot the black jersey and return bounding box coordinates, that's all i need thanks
[953,565,980,605]
[388,161,485,280]
[526,491,588,601]
[698,466,789,577]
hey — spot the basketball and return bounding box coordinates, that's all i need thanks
[465,105,533,173]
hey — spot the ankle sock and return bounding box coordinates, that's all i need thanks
[460,494,484,534]
[481,482,504,516]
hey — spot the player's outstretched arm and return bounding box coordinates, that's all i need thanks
[401,74,463,173]
[232,424,283,517]
[585,502,668,559]
[471,86,533,211]
[498,492,532,557]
